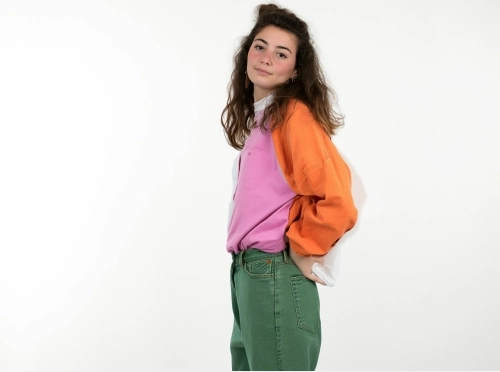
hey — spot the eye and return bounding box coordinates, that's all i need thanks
[277,53,287,59]
[255,45,264,51]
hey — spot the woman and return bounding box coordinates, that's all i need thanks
[221,4,358,370]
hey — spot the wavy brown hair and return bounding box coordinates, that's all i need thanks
[221,3,345,150]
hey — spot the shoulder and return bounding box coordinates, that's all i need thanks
[272,98,332,153]
[280,99,327,140]
[284,99,314,123]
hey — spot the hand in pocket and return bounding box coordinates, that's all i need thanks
[289,248,326,285]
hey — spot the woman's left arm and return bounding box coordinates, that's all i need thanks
[273,101,358,257]
[287,147,358,256]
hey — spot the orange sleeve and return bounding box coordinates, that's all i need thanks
[272,100,358,256]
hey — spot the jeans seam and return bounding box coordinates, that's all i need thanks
[275,262,283,370]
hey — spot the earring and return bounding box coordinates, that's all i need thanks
[291,74,297,83]
[245,71,250,89]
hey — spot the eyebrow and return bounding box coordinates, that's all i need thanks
[254,38,293,55]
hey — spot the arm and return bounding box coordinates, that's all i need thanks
[273,101,358,257]
[287,151,357,256]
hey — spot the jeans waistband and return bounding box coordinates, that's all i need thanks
[232,247,289,266]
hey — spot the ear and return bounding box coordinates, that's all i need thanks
[291,70,298,79]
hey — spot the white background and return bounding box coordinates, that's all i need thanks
[0,0,499,370]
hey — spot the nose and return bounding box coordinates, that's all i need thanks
[260,51,271,65]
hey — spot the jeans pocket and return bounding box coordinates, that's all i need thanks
[291,276,321,334]
[243,258,274,278]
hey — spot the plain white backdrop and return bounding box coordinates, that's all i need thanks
[0,0,499,370]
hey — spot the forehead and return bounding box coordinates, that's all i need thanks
[254,25,298,52]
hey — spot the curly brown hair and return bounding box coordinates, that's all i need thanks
[221,3,345,150]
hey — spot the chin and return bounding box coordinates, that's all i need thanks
[251,80,275,91]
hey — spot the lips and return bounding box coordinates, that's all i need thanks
[255,68,271,75]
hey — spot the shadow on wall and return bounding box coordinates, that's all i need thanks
[339,152,368,243]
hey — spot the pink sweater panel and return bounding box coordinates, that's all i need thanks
[226,107,296,254]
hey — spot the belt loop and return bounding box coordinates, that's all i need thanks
[239,250,244,266]
[283,246,289,263]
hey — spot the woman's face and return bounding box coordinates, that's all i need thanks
[247,25,298,102]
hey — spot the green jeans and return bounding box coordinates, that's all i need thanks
[230,248,321,371]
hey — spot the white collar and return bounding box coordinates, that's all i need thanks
[254,94,273,113]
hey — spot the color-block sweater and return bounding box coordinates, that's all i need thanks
[227,97,357,256]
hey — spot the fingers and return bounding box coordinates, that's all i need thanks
[289,249,326,285]
[313,255,325,265]
[310,272,327,286]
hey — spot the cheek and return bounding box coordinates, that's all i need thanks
[247,50,259,64]
[276,61,296,77]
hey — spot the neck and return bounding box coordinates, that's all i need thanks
[253,88,272,102]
